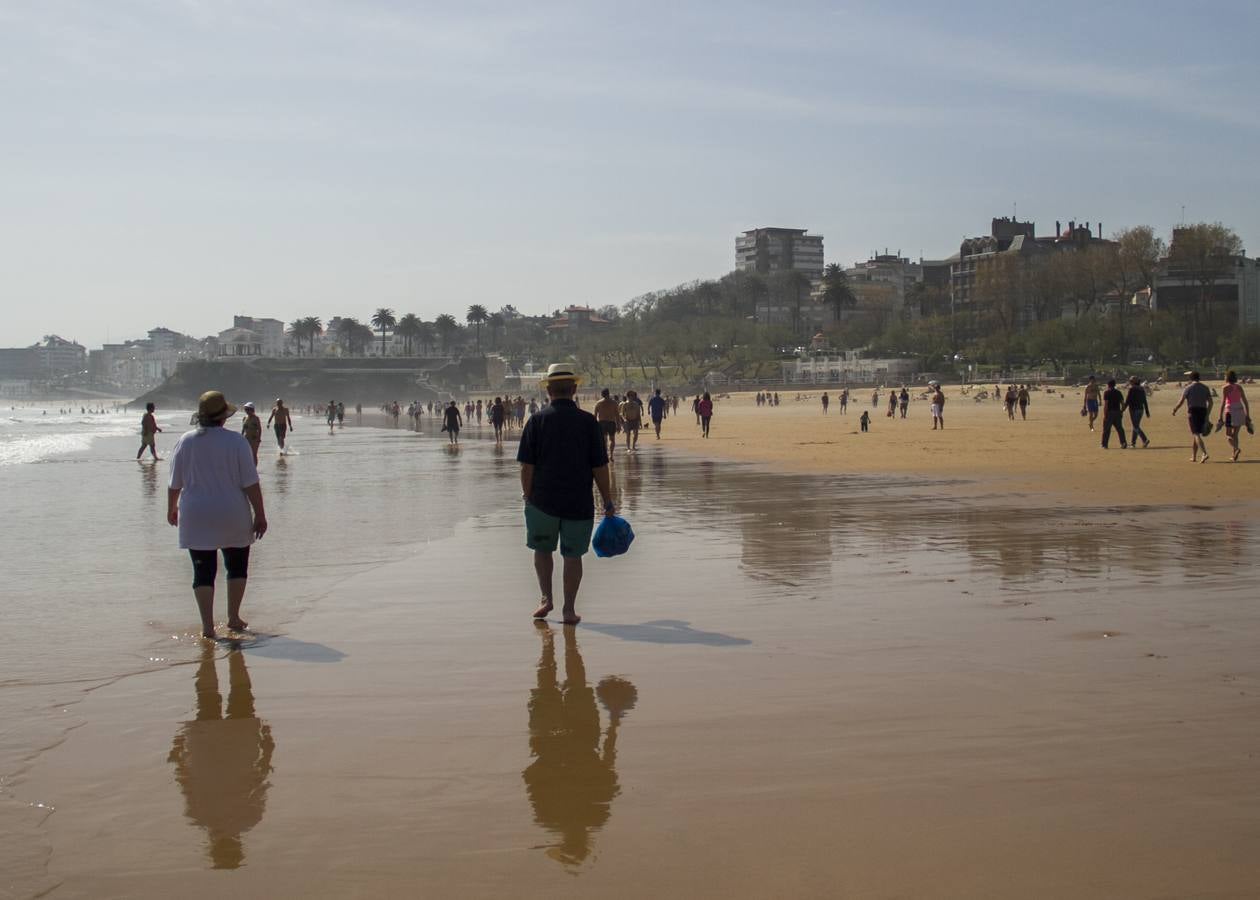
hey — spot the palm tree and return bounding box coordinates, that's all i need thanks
[822,264,857,323]
[466,304,488,354]
[395,313,422,356]
[335,317,362,355]
[301,316,323,356]
[370,307,397,357]
[434,313,460,354]
[288,319,307,356]
[487,312,505,351]
[417,321,436,356]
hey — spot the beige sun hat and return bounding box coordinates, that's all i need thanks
[539,363,582,386]
[197,390,237,422]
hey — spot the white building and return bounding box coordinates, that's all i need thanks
[230,316,286,357]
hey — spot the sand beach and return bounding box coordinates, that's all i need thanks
[3,398,1259,898]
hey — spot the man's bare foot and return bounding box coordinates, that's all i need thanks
[562,612,581,626]
[226,619,249,631]
[532,601,553,619]
[1200,454,1210,464]
[201,629,216,640]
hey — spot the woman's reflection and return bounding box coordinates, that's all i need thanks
[523,623,637,866]
[168,646,275,869]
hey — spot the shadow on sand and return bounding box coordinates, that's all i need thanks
[229,635,347,663]
[581,619,751,647]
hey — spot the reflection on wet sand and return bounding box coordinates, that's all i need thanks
[168,646,274,870]
[523,623,636,867]
[139,459,158,499]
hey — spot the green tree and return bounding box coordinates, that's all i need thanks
[466,304,488,354]
[435,313,460,353]
[395,313,422,355]
[301,316,323,356]
[334,317,363,355]
[288,319,307,356]
[1168,222,1244,356]
[416,321,436,356]
[370,307,397,356]
[487,312,505,351]
[821,263,857,322]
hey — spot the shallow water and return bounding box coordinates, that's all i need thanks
[3,414,1260,897]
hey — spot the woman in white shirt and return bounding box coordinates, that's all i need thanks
[168,391,268,639]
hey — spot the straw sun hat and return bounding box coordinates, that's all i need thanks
[197,390,237,422]
[539,363,582,386]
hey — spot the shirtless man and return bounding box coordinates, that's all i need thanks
[136,402,162,460]
[619,390,642,452]
[1082,376,1101,432]
[267,398,294,451]
[594,389,621,456]
[930,383,946,430]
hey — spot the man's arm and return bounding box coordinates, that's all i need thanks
[593,464,614,516]
[520,462,534,501]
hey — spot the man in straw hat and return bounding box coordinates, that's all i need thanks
[517,364,615,625]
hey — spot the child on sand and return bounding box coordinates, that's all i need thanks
[859,410,870,432]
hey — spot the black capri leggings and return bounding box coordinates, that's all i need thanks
[189,547,251,589]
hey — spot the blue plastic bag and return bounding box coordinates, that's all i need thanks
[592,515,635,558]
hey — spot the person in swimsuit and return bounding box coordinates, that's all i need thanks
[442,400,462,445]
[137,402,162,460]
[898,387,909,419]
[930,383,945,430]
[594,389,621,456]
[1217,369,1250,462]
[266,399,293,450]
[240,402,263,464]
[491,396,507,444]
[1017,384,1030,420]
[1082,376,1101,432]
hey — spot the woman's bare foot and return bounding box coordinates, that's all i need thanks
[226,619,249,632]
[532,601,553,619]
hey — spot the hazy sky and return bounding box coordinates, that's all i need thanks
[3,1,1257,348]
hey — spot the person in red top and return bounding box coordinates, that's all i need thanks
[697,392,714,438]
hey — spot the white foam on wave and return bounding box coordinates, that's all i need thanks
[0,416,138,466]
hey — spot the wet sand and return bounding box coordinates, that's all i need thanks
[6,423,1260,898]
[658,385,1260,506]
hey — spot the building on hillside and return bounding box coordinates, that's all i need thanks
[844,253,923,323]
[781,350,917,384]
[90,327,209,389]
[735,228,825,281]
[231,316,286,357]
[217,327,265,358]
[1155,231,1259,327]
[949,217,1114,330]
[546,306,612,341]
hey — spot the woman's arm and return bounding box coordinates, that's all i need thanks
[244,483,268,538]
[167,488,180,526]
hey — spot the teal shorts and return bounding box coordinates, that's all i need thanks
[524,504,594,558]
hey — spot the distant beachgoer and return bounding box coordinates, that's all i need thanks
[899,387,909,418]
[859,410,870,432]
[1124,377,1150,448]
[1017,385,1030,420]
[476,399,484,425]
[1005,385,1017,420]
[355,403,362,422]
[872,388,879,408]
[1218,369,1250,462]
[240,402,262,464]
[266,399,293,451]
[336,402,345,427]
[442,400,462,444]
[773,392,780,407]
[492,396,507,443]
[1100,379,1128,449]
[1171,370,1213,463]
[137,402,162,460]
[821,392,829,415]
[930,383,945,430]
[839,389,848,414]
[517,364,614,625]
[648,388,667,438]
[887,390,897,418]
[1082,376,1101,432]
[594,389,621,456]
[167,391,268,639]
[326,400,337,431]
[697,392,713,438]
[618,391,642,452]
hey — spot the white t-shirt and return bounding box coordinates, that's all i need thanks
[168,427,260,551]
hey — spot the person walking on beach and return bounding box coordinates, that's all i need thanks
[1017,384,1030,420]
[839,388,848,414]
[930,382,945,430]
[1100,379,1128,449]
[821,392,830,415]
[1171,370,1213,463]
[1218,369,1251,462]
[648,389,667,438]
[594,389,621,457]
[491,396,507,444]
[336,402,345,427]
[266,399,293,452]
[1124,377,1150,448]
[872,388,879,408]
[859,409,870,432]
[618,391,642,453]
[240,402,263,464]
[442,400,462,445]
[325,400,337,432]
[167,391,268,639]
[1082,376,1101,432]
[518,364,614,626]
[697,392,714,438]
[899,387,909,419]
[886,390,897,418]
[137,402,163,460]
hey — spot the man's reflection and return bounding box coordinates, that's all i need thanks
[140,459,158,499]
[523,623,636,866]
[168,646,275,869]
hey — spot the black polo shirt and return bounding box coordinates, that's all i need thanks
[516,399,608,520]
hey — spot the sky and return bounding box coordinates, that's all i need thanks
[3,0,1258,349]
